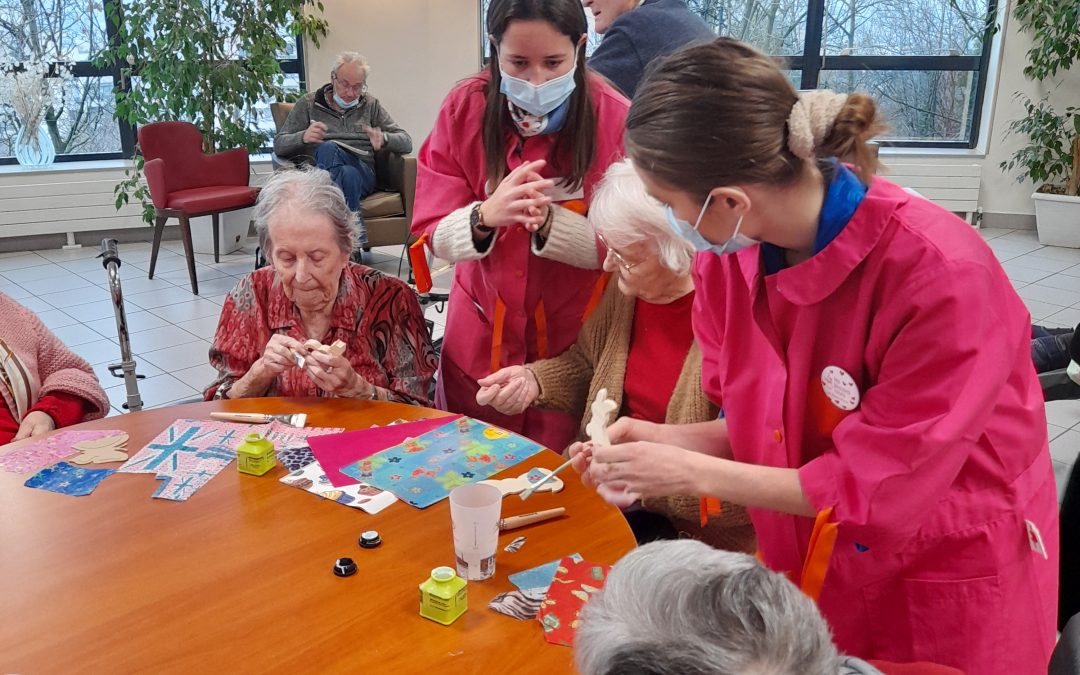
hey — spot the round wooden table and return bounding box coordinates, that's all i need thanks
[0,397,635,673]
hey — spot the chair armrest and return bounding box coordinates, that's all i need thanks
[142,157,169,210]
[401,155,417,230]
[204,147,251,187]
[374,148,405,195]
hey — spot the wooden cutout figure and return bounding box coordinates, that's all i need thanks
[294,339,347,369]
[478,468,565,497]
[585,388,618,446]
[69,433,130,465]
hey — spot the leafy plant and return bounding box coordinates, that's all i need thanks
[95,0,328,222]
[1001,0,1080,196]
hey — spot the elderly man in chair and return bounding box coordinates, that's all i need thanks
[273,51,412,253]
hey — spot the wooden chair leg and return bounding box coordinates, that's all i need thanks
[148,214,168,279]
[211,213,221,264]
[178,213,199,295]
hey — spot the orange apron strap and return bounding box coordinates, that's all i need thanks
[534,300,549,360]
[699,497,723,528]
[800,507,838,602]
[490,297,507,374]
[582,273,611,323]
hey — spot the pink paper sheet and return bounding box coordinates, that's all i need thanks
[309,415,461,487]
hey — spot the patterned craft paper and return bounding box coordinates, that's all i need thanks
[24,461,117,497]
[264,421,344,450]
[489,589,547,621]
[279,459,397,515]
[118,419,268,501]
[340,417,546,508]
[0,430,127,474]
[277,445,317,472]
[508,552,583,593]
[537,557,612,647]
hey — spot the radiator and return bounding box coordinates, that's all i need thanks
[882,163,983,226]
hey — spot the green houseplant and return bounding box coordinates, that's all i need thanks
[96,0,328,226]
[1000,0,1080,245]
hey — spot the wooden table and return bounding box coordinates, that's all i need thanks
[0,398,635,673]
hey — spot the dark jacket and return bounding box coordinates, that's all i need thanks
[273,84,412,168]
[588,0,714,97]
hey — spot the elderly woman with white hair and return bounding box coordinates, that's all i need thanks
[575,540,905,675]
[475,159,753,550]
[204,168,436,404]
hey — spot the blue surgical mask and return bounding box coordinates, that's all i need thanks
[664,193,758,256]
[333,92,359,109]
[498,51,578,117]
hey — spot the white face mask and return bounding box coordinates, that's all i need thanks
[497,49,579,117]
[664,192,759,256]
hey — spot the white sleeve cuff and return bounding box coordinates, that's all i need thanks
[532,205,600,269]
[430,202,497,262]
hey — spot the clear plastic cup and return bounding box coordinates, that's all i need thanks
[449,483,503,580]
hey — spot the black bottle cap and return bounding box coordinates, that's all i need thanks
[334,557,357,577]
[359,530,382,549]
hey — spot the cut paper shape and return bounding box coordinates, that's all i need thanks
[489,589,546,620]
[537,557,612,647]
[276,445,317,473]
[279,459,397,515]
[479,467,564,497]
[308,415,464,487]
[69,432,129,465]
[341,417,547,509]
[118,419,265,501]
[263,421,343,450]
[24,461,116,496]
[584,388,618,447]
[507,552,583,594]
[0,429,129,474]
[504,536,527,553]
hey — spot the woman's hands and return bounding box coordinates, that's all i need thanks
[478,159,554,232]
[302,348,377,399]
[475,366,540,415]
[254,334,305,380]
[14,410,56,441]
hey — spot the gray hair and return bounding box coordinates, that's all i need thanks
[331,51,371,81]
[575,540,841,675]
[253,167,358,258]
[589,158,694,276]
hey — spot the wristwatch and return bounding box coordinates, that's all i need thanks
[471,203,493,235]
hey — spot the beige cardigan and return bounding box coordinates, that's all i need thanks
[527,281,755,552]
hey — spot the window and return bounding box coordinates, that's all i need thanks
[0,0,306,164]
[478,0,997,147]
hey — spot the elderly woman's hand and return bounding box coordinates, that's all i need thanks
[590,441,706,500]
[475,365,539,415]
[303,348,377,399]
[479,159,554,230]
[255,334,306,379]
[13,410,56,441]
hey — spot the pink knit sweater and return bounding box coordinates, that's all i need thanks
[0,293,109,422]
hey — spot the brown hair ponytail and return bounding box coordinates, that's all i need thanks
[626,38,885,194]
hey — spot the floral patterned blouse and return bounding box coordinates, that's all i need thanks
[204,264,437,405]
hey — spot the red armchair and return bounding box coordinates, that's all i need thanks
[139,121,259,295]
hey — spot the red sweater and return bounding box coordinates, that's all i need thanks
[621,292,696,423]
[0,391,88,445]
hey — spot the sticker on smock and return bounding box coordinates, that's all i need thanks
[1026,519,1048,560]
[821,366,860,411]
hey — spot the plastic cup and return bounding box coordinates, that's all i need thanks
[449,483,503,581]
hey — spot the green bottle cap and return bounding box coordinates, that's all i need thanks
[431,566,456,582]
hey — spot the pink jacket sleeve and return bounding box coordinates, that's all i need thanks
[411,89,481,242]
[798,259,1034,550]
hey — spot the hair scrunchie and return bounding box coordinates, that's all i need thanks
[786,90,849,161]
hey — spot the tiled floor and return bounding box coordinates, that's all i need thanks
[0,237,446,414]
[2,227,1076,500]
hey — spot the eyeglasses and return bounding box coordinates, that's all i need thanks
[333,74,366,94]
[596,231,641,273]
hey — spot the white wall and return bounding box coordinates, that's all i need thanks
[305,0,481,149]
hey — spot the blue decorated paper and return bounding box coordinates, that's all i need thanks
[24,461,116,496]
[340,417,547,508]
[508,553,583,593]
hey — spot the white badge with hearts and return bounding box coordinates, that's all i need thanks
[821,366,860,411]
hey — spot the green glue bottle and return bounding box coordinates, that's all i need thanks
[419,566,468,625]
[235,433,276,476]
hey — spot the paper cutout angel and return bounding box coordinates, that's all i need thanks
[584,389,618,446]
[68,433,130,465]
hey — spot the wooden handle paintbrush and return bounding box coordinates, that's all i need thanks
[499,507,566,530]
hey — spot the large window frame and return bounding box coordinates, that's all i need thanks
[0,0,307,166]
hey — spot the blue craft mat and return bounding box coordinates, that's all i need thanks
[24,461,116,497]
[340,416,546,508]
[508,553,583,593]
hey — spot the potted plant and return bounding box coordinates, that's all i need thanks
[1000,0,1080,247]
[0,61,74,167]
[96,0,327,253]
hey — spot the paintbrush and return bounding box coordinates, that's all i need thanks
[210,412,308,428]
[499,507,566,530]
[519,457,576,501]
